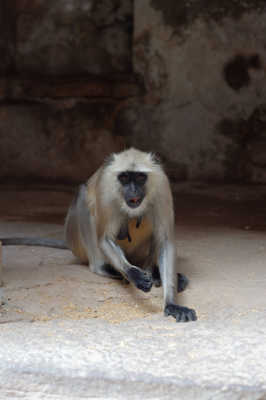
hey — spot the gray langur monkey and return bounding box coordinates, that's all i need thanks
[64,148,197,322]
[1,148,197,322]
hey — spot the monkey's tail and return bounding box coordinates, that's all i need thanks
[0,238,68,249]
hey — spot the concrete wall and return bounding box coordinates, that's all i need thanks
[1,0,266,183]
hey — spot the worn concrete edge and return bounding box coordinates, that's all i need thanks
[0,319,266,400]
[0,367,266,400]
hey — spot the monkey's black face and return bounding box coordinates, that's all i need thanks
[118,171,147,209]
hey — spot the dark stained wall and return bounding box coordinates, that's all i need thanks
[1,0,266,183]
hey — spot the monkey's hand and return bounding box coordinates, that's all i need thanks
[164,304,197,322]
[127,267,153,293]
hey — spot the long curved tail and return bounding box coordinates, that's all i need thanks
[0,238,68,249]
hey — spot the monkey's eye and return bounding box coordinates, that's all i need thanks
[118,172,130,185]
[135,173,147,184]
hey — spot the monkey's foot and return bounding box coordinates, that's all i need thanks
[152,265,161,287]
[164,304,197,322]
[177,273,189,293]
[99,264,124,280]
[152,268,189,292]
[127,267,153,293]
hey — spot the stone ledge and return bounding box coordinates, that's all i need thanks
[0,76,142,100]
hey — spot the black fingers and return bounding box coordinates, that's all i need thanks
[164,304,197,322]
[177,273,189,293]
[127,267,153,293]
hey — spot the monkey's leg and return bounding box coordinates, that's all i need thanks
[151,265,162,287]
[177,273,189,292]
[79,195,125,280]
[101,237,152,292]
[151,265,189,292]
[65,185,91,263]
[147,241,188,291]
[159,241,197,322]
[141,238,161,287]
[66,185,124,280]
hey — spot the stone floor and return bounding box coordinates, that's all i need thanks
[0,183,266,399]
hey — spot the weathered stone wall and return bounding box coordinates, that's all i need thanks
[15,0,133,77]
[130,0,266,182]
[0,0,135,183]
[1,0,266,183]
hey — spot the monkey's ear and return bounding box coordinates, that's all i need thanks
[103,153,115,168]
[151,152,162,165]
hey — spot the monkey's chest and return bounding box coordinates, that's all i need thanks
[116,217,152,254]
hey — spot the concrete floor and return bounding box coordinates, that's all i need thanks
[0,183,266,399]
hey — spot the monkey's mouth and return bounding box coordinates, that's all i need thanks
[127,197,143,208]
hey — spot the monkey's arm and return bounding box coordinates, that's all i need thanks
[0,238,67,249]
[100,236,152,292]
[150,173,197,322]
[158,238,197,322]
